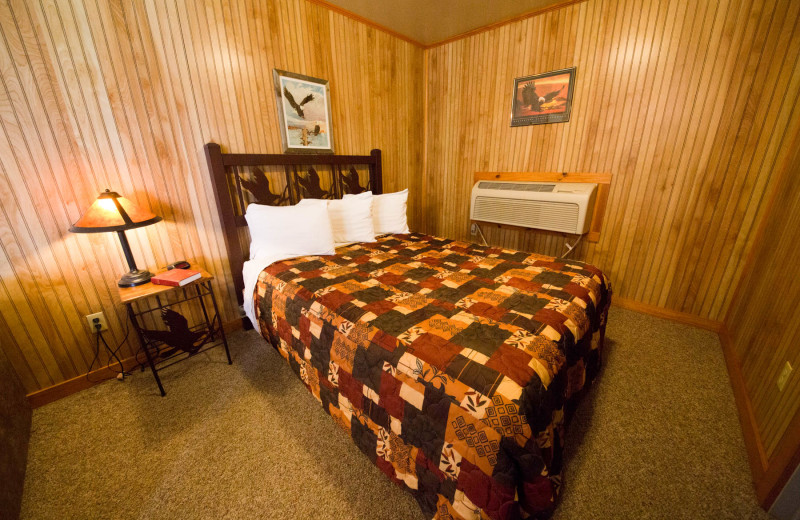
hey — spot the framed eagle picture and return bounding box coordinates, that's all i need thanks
[510,67,576,126]
[273,69,334,154]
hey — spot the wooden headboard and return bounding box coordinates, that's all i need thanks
[203,142,383,306]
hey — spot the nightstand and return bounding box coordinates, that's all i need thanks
[119,268,232,396]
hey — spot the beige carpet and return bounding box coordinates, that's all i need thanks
[20,307,770,519]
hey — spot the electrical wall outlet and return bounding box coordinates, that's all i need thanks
[777,361,793,392]
[470,223,478,235]
[86,312,108,333]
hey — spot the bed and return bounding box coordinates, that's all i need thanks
[204,143,611,519]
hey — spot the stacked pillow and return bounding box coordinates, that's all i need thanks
[246,189,409,260]
[344,189,409,235]
[299,194,375,246]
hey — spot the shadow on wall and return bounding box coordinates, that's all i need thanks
[0,350,32,520]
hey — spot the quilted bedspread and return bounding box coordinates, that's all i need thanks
[253,233,610,519]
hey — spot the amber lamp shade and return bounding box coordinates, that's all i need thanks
[70,189,162,287]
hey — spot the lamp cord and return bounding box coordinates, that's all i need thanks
[86,319,131,383]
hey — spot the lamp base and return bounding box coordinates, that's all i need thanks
[117,269,154,288]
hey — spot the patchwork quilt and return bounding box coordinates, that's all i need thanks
[254,234,611,519]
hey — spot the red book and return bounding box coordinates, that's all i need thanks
[150,269,202,287]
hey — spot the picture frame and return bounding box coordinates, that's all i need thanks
[510,67,576,127]
[273,69,335,154]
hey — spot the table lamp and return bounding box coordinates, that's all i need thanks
[70,189,162,287]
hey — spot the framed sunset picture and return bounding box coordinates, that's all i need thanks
[510,67,576,126]
[273,69,334,154]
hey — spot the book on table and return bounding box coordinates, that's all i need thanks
[150,269,202,287]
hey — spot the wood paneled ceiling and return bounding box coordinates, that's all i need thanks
[320,0,566,45]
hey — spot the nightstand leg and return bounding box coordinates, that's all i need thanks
[126,303,167,396]
[207,282,232,365]
[196,283,214,339]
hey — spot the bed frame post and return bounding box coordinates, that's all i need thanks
[204,142,246,308]
[370,149,383,194]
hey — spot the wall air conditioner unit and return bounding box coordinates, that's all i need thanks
[470,181,598,234]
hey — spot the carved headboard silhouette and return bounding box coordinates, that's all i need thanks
[203,143,382,307]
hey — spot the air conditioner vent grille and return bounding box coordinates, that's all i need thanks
[473,196,578,234]
[477,181,555,192]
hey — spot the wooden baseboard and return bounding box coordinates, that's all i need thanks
[222,319,244,334]
[719,325,800,509]
[613,296,723,332]
[27,354,143,409]
[617,301,800,508]
[718,325,769,480]
[760,411,800,507]
[27,319,243,408]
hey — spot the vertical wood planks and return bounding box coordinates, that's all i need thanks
[724,118,800,504]
[0,0,423,394]
[421,0,800,324]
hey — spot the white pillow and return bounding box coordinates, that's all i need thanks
[345,189,409,234]
[245,202,335,260]
[299,196,376,245]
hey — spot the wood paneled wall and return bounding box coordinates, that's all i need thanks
[723,126,800,504]
[420,0,800,323]
[2,0,799,450]
[0,0,423,394]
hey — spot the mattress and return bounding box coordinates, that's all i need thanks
[252,233,611,519]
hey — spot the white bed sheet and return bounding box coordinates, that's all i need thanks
[242,239,388,333]
[242,254,292,333]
